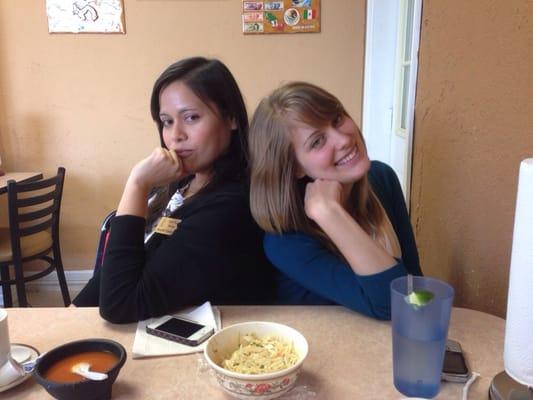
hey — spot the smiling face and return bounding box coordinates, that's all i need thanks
[289,113,370,186]
[158,80,235,185]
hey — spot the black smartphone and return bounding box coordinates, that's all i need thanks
[442,339,471,383]
[146,316,214,346]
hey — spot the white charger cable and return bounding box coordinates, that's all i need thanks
[461,372,480,400]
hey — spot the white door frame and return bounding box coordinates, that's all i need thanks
[362,0,422,206]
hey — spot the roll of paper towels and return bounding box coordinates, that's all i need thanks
[504,158,533,387]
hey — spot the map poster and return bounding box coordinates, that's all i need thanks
[46,0,125,33]
[242,0,320,34]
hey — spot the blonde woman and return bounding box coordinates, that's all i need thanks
[249,82,422,320]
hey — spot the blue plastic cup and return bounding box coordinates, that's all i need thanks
[391,276,454,398]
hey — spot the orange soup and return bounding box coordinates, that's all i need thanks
[43,351,119,383]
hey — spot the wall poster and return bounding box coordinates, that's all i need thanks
[46,0,125,33]
[242,1,320,34]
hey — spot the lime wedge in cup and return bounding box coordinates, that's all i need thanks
[404,274,434,308]
[406,290,434,307]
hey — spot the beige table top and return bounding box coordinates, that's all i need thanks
[0,172,43,194]
[3,306,504,399]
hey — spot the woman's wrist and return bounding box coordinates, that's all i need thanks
[125,173,152,196]
[308,200,346,225]
[116,176,151,217]
[128,161,158,191]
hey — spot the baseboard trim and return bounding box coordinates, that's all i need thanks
[0,269,92,307]
[28,269,93,291]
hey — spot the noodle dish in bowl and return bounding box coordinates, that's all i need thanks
[204,321,308,400]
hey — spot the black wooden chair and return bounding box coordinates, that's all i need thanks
[93,210,115,272]
[0,167,70,307]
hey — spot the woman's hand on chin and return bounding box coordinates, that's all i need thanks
[117,148,188,217]
[303,179,344,222]
[129,147,187,192]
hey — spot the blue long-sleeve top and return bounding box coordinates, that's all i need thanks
[265,161,422,320]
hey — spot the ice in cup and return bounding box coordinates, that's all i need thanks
[391,276,454,398]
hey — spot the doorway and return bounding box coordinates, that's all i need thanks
[362,0,423,205]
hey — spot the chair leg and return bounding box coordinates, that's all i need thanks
[53,243,71,306]
[12,259,28,307]
[0,265,13,307]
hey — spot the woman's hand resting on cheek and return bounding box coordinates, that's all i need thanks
[116,148,188,217]
[303,179,345,222]
[303,178,395,274]
[128,148,187,192]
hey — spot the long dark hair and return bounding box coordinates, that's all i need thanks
[150,57,249,194]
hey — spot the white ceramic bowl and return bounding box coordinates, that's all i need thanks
[204,321,308,400]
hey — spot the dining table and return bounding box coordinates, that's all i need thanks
[3,306,504,399]
[0,172,43,195]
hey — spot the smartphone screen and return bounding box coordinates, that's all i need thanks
[443,350,468,375]
[155,318,204,338]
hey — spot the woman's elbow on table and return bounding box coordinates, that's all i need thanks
[353,262,407,320]
[347,298,391,321]
[367,304,391,321]
[99,302,137,324]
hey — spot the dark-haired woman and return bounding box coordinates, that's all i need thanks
[73,57,275,323]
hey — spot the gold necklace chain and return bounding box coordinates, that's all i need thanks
[182,178,208,199]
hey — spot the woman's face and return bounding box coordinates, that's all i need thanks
[289,114,370,184]
[159,80,234,183]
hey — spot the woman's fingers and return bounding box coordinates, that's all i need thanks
[130,147,186,189]
[305,180,342,202]
[304,180,343,221]
[165,149,187,178]
[168,149,180,164]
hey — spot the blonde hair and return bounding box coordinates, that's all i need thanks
[249,82,400,258]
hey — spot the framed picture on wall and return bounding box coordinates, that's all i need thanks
[46,0,125,33]
[242,0,321,34]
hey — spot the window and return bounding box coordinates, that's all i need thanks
[394,0,416,138]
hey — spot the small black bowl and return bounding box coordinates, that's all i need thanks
[33,338,127,400]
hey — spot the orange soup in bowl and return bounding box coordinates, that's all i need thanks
[43,351,119,383]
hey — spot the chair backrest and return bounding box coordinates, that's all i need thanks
[6,167,65,260]
[94,210,116,271]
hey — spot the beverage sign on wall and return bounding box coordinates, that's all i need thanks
[243,1,321,34]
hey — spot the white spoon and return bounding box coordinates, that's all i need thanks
[71,362,108,381]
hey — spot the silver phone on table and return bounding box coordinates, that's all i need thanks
[146,316,214,346]
[442,339,471,383]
